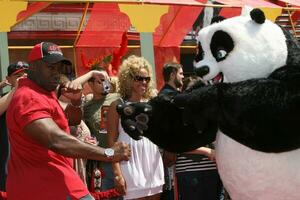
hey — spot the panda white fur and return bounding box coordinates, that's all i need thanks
[116,8,300,200]
[193,9,300,200]
[194,10,287,82]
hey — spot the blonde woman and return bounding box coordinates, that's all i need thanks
[107,55,164,200]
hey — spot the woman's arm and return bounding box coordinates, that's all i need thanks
[73,70,109,86]
[186,147,215,161]
[0,79,10,90]
[107,100,127,195]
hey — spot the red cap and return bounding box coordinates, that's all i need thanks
[28,42,71,65]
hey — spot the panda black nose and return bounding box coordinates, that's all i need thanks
[195,66,209,77]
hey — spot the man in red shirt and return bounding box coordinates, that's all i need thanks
[6,42,131,200]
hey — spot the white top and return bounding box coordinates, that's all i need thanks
[118,121,164,199]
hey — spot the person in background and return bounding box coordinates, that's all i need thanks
[59,71,123,200]
[5,61,28,88]
[58,73,95,186]
[159,64,222,200]
[176,75,223,200]
[83,67,122,198]
[59,70,114,186]
[107,55,164,200]
[5,42,131,200]
[158,62,184,200]
[0,61,28,192]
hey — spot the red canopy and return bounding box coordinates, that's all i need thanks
[136,0,205,5]
[16,3,51,24]
[76,3,131,47]
[276,0,300,6]
[215,0,280,7]
[153,5,204,47]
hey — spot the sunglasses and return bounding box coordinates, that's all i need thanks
[133,76,151,83]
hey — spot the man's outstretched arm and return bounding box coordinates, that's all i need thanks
[24,118,131,162]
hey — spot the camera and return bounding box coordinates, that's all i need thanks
[102,80,111,95]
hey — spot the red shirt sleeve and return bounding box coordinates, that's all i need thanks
[13,94,53,130]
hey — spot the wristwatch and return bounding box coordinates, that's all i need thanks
[104,148,115,158]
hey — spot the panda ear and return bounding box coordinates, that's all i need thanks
[250,8,266,24]
[210,16,226,24]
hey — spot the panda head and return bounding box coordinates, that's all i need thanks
[194,8,291,83]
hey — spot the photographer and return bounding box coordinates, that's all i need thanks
[83,67,121,198]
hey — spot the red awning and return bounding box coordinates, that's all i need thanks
[133,0,207,6]
[153,4,205,47]
[276,0,300,6]
[215,0,281,8]
[16,2,51,24]
[114,0,282,8]
[76,3,131,47]
[219,7,242,18]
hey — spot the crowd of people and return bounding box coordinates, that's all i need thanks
[0,41,226,200]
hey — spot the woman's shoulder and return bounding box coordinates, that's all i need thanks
[110,98,123,108]
[104,93,121,106]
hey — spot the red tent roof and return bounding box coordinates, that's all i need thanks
[276,0,300,6]
[215,0,281,7]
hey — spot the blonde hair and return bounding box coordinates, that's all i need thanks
[118,55,155,100]
[110,76,119,93]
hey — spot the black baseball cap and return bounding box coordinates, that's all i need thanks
[28,42,71,65]
[7,61,29,76]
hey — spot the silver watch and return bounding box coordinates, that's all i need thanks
[104,148,115,158]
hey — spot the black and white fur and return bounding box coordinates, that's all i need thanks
[189,9,300,200]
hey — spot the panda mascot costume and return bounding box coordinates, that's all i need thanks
[117,8,300,200]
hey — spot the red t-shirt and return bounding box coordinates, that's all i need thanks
[6,78,89,200]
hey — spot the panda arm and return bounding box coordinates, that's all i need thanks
[179,71,300,153]
[117,94,217,153]
[146,94,218,153]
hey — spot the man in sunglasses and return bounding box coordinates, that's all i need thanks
[5,42,131,200]
[0,61,29,192]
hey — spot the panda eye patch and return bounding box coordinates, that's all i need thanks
[210,30,234,62]
[216,49,227,60]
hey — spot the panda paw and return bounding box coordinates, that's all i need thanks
[116,102,152,140]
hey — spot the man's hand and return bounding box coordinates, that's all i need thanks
[60,81,83,105]
[111,141,131,162]
[84,136,98,146]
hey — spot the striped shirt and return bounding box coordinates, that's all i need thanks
[175,154,217,174]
